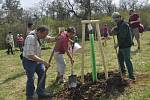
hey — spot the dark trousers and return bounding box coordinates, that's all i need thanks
[7,43,13,54]
[118,47,135,79]
[18,43,23,52]
[22,57,46,97]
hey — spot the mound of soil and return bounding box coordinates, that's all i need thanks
[52,71,129,100]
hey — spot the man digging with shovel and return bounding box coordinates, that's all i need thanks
[22,26,56,100]
[111,12,135,83]
[54,27,75,84]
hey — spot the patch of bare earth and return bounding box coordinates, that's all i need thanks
[52,71,130,100]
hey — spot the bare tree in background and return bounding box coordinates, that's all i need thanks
[2,0,23,23]
[63,0,93,20]
[64,0,116,19]
[119,0,150,10]
[45,0,69,20]
[38,0,48,17]
[119,0,128,10]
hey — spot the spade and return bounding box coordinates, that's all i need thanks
[68,42,77,88]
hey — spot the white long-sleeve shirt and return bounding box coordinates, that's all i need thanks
[6,34,14,47]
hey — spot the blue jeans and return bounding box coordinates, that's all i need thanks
[22,57,45,97]
[118,47,135,79]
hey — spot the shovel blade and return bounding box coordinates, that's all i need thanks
[68,75,77,88]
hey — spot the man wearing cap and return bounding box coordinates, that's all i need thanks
[129,9,141,50]
[54,27,75,84]
[111,12,135,82]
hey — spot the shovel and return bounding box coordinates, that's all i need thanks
[68,42,77,88]
[112,33,123,79]
[37,34,60,89]
[37,48,55,89]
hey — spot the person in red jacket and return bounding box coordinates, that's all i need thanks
[129,9,141,50]
[17,34,24,52]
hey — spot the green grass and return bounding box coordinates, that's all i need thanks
[0,31,150,100]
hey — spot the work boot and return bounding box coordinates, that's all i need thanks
[58,75,65,84]
[54,76,60,83]
[26,96,33,100]
[122,72,126,78]
[127,78,135,84]
[38,92,52,99]
[54,72,61,83]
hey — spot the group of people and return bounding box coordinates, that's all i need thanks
[19,9,141,99]
[5,22,34,55]
[22,24,75,99]
[102,9,141,50]
[5,32,24,54]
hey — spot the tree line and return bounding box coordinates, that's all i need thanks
[0,0,150,49]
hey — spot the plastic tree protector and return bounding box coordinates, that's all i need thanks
[88,24,97,82]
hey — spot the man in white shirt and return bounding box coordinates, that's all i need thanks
[22,26,56,99]
[5,32,14,55]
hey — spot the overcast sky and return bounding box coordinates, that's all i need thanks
[20,0,120,9]
[20,0,41,9]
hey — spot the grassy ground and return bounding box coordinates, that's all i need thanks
[0,31,150,100]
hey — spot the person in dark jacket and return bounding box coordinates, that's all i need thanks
[111,12,135,83]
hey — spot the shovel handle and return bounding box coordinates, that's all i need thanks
[48,49,55,64]
[70,42,75,75]
[38,33,61,89]
[48,33,61,65]
[37,47,54,89]
[112,32,123,79]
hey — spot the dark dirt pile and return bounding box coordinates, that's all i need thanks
[52,71,129,100]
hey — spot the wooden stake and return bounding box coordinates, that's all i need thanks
[81,23,85,83]
[96,23,108,79]
[81,20,108,82]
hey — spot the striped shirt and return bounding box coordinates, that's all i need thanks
[23,31,41,60]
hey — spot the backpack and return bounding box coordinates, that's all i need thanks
[138,23,144,33]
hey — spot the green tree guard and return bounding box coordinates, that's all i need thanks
[90,30,97,82]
